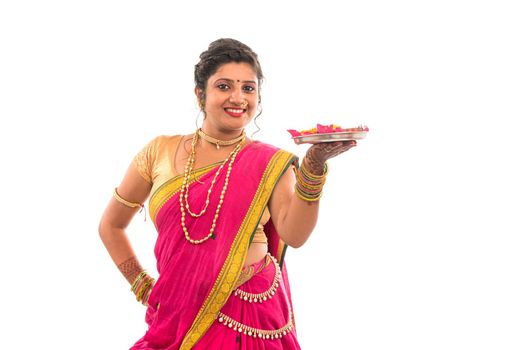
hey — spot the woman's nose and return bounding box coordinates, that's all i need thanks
[229,87,246,105]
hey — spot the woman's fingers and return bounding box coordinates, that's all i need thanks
[310,140,357,161]
[304,140,358,174]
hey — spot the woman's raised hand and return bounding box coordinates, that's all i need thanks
[303,140,357,174]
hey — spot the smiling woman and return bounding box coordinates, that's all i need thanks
[198,62,260,136]
[98,38,357,349]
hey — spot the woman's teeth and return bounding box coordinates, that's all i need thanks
[226,108,244,113]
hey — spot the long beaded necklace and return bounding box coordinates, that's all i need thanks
[179,130,245,244]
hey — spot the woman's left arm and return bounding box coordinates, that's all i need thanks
[268,140,357,248]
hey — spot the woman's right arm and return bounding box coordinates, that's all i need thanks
[98,162,152,285]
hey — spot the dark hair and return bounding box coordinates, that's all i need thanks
[194,38,264,104]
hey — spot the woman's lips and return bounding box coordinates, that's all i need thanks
[224,108,245,118]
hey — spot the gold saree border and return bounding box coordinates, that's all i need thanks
[180,150,297,349]
[148,162,222,226]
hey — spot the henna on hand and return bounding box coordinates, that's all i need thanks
[303,140,357,175]
[303,149,326,175]
[118,256,144,285]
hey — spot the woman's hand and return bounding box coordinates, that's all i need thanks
[303,140,357,174]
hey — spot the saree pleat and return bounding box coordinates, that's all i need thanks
[130,142,300,350]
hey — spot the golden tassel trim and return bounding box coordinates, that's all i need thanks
[217,306,294,340]
[234,254,281,304]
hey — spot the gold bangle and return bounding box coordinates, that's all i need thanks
[300,162,328,180]
[295,177,325,191]
[136,277,155,303]
[295,164,326,192]
[142,284,154,306]
[131,271,148,293]
[294,185,323,202]
[113,188,144,209]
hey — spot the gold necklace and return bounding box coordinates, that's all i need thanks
[183,137,240,218]
[197,128,246,149]
[179,131,245,244]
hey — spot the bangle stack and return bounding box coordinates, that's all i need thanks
[131,271,155,306]
[294,162,328,202]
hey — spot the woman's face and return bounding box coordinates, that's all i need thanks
[198,62,259,134]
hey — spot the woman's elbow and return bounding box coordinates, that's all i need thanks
[98,219,110,241]
[287,241,305,249]
[278,226,314,249]
[282,235,309,249]
[98,218,118,243]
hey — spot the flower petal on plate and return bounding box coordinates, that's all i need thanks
[287,129,301,137]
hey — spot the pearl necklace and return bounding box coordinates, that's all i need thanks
[179,130,245,244]
[197,128,246,149]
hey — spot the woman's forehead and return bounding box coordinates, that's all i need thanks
[210,62,257,82]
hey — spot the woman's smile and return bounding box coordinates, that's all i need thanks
[224,107,246,118]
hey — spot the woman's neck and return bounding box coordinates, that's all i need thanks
[200,125,244,141]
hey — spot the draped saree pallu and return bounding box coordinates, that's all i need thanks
[130,142,301,350]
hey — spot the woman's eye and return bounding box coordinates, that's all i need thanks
[243,85,256,93]
[217,83,230,90]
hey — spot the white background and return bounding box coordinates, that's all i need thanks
[1,1,523,349]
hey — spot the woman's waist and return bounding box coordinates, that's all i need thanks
[244,242,268,266]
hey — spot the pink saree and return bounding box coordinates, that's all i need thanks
[130,141,301,350]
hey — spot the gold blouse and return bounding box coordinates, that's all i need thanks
[134,135,183,196]
[252,207,270,244]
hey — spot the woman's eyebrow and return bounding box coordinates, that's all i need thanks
[215,78,257,84]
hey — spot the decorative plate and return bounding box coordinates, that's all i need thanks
[288,124,369,145]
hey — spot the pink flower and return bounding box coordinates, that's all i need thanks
[316,124,333,133]
[287,129,301,137]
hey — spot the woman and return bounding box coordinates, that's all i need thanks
[99,38,356,350]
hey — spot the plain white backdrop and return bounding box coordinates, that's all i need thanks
[1,1,523,349]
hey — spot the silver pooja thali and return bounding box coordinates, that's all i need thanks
[292,131,368,145]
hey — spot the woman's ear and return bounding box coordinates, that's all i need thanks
[194,88,204,110]
[194,87,201,98]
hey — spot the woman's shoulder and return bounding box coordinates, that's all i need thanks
[147,134,183,144]
[141,134,184,150]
